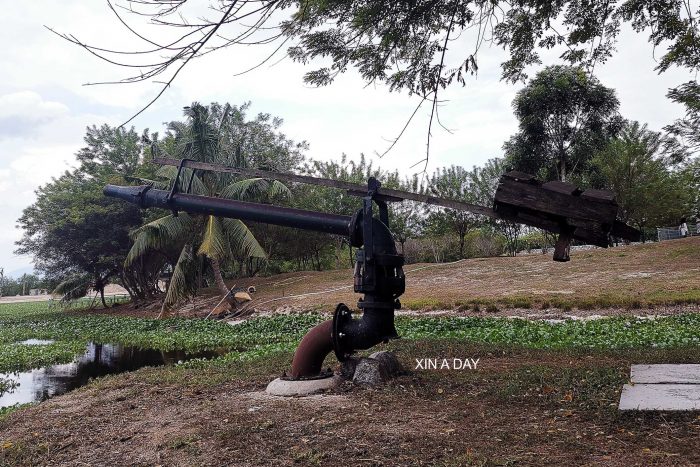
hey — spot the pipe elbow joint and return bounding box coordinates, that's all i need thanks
[332,304,398,361]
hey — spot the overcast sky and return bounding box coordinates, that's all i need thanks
[0,1,694,275]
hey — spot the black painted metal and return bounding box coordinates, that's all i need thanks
[104,185,352,236]
[104,177,406,377]
[107,166,639,379]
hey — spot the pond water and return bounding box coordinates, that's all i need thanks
[0,342,227,409]
[17,339,55,346]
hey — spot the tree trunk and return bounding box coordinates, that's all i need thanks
[99,287,108,309]
[559,152,567,182]
[210,257,235,306]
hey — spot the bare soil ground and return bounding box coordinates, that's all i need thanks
[2,341,699,466]
[109,237,700,319]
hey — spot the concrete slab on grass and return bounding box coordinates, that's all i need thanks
[266,375,342,396]
[619,384,700,411]
[631,364,700,384]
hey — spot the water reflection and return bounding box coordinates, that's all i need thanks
[0,342,226,409]
[17,339,55,346]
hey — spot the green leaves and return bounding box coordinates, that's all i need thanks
[504,65,621,182]
[164,243,198,308]
[0,302,324,373]
[219,178,291,202]
[396,314,700,349]
[198,216,229,260]
[220,218,267,259]
[126,214,193,266]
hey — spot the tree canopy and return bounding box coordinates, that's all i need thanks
[15,124,154,306]
[127,102,298,314]
[591,120,693,233]
[504,65,622,182]
[56,0,700,160]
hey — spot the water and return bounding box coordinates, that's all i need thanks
[17,339,55,345]
[0,342,227,409]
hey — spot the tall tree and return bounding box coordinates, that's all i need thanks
[16,172,145,307]
[59,0,699,162]
[665,82,700,157]
[427,166,480,258]
[126,103,298,315]
[504,66,622,182]
[591,121,695,234]
[15,125,156,306]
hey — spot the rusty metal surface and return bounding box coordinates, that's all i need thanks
[290,320,334,379]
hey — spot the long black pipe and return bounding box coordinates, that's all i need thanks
[104,185,352,236]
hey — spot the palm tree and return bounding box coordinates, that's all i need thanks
[126,103,291,316]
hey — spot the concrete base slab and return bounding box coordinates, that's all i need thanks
[265,375,343,397]
[631,364,700,384]
[619,384,700,411]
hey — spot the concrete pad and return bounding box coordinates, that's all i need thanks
[619,384,700,411]
[265,375,343,397]
[630,364,700,384]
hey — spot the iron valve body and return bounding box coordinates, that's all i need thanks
[105,176,406,379]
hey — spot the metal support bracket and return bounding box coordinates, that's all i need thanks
[166,158,193,217]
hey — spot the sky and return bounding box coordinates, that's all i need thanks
[0,1,694,275]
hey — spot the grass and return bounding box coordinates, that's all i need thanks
[223,237,700,314]
[3,338,699,466]
[400,289,700,312]
[0,405,31,422]
[2,301,700,375]
[0,338,700,465]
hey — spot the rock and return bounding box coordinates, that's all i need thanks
[349,351,402,386]
[265,375,342,396]
[233,291,252,302]
[352,358,389,386]
[369,351,402,376]
[341,356,361,378]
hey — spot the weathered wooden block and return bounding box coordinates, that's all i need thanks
[542,181,581,196]
[493,172,640,258]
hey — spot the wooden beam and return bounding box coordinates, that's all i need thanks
[495,178,619,225]
[152,156,498,219]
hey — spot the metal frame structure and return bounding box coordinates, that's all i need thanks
[104,158,641,379]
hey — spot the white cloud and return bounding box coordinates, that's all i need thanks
[0,91,69,137]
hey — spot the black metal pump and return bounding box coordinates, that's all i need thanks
[104,176,406,374]
[105,158,641,379]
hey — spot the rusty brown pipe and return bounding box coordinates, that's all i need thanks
[290,319,334,379]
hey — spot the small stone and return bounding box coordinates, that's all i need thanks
[369,351,402,376]
[353,358,389,386]
[341,356,361,378]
